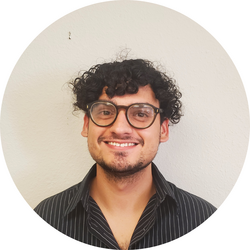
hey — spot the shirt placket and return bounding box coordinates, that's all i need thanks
[87,197,120,249]
[128,195,158,249]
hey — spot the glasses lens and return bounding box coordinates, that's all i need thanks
[91,102,116,126]
[128,104,155,128]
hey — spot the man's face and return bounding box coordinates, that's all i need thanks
[81,85,169,180]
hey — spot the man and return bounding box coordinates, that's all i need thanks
[34,58,216,249]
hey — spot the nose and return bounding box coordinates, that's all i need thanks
[109,110,133,135]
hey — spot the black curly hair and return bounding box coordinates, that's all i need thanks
[70,59,182,124]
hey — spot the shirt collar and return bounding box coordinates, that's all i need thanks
[64,163,179,216]
[151,162,179,211]
[64,164,96,216]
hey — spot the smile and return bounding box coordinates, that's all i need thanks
[106,142,136,147]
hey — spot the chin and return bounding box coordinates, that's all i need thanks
[97,156,152,181]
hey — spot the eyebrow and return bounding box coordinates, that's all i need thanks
[98,99,155,107]
[98,99,117,105]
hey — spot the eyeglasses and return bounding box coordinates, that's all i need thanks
[86,101,163,129]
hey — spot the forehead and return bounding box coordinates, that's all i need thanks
[98,85,159,107]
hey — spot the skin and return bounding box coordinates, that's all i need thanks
[81,85,169,250]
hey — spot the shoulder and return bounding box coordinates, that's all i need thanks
[167,181,216,222]
[155,181,217,238]
[152,163,216,219]
[34,182,81,221]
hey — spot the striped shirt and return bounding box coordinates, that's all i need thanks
[34,163,216,249]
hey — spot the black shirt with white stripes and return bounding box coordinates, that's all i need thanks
[34,163,216,249]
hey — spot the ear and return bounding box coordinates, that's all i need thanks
[81,114,89,137]
[160,119,169,142]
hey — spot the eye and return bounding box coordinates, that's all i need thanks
[97,108,115,116]
[93,103,116,116]
[129,105,154,122]
[95,106,116,119]
[101,110,112,115]
[135,111,148,117]
[131,109,151,119]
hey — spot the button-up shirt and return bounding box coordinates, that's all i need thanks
[34,163,216,249]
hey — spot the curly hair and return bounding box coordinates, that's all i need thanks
[70,59,182,124]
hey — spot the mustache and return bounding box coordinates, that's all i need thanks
[98,135,144,146]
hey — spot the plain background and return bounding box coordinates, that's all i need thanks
[0,1,249,250]
[1,0,249,209]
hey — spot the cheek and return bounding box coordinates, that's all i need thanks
[141,129,161,148]
[88,126,107,146]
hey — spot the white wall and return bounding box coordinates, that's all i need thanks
[1,1,249,213]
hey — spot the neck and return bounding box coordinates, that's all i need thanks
[90,163,155,212]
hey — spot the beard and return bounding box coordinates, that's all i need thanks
[88,134,159,182]
[90,148,153,182]
[97,152,151,182]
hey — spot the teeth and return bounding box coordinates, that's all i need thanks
[108,142,135,147]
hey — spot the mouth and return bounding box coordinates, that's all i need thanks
[105,142,137,147]
[98,136,144,149]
